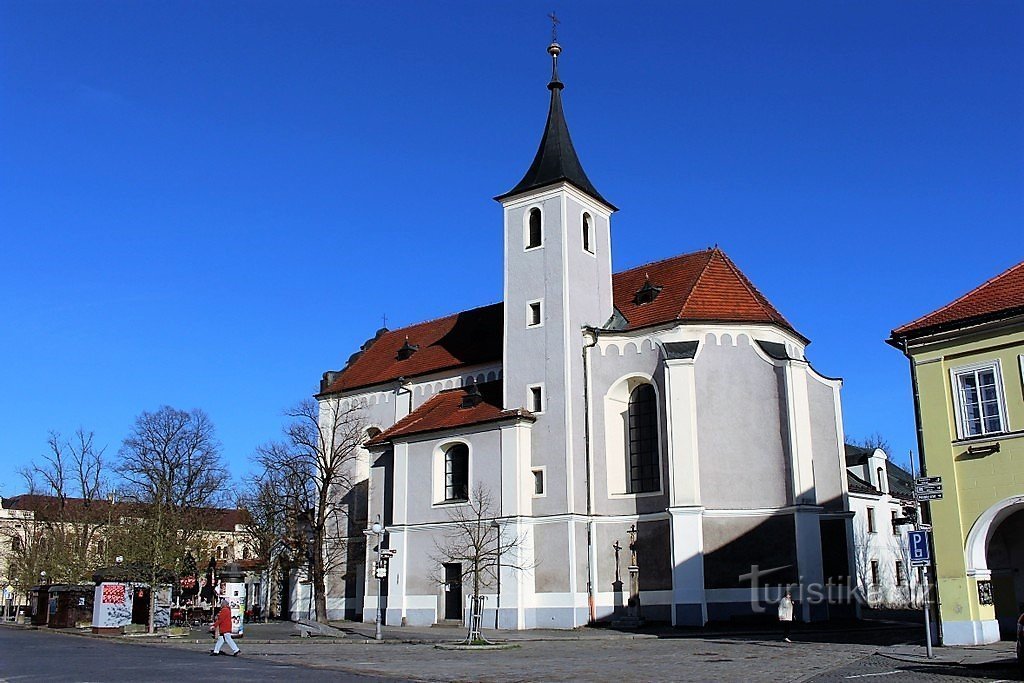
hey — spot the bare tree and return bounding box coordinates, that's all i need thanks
[7,429,112,592]
[236,470,307,620]
[848,432,892,456]
[433,483,532,639]
[116,406,228,632]
[252,397,365,623]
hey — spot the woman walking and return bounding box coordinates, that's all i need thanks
[211,599,240,656]
[778,589,794,643]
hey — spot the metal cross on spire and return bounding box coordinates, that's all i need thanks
[548,11,560,43]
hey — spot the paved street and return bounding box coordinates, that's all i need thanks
[806,653,1020,682]
[0,626,393,682]
[2,623,1019,682]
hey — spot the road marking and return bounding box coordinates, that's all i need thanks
[844,672,901,679]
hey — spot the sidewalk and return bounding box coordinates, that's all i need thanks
[292,615,918,645]
[880,641,1019,668]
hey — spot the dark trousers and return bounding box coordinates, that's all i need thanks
[781,620,792,638]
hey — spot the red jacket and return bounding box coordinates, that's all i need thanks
[216,606,233,634]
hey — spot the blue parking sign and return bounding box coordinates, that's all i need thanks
[908,530,931,566]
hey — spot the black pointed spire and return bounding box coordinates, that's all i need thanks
[496,40,614,209]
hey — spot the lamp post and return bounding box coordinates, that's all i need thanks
[490,519,502,630]
[364,516,386,641]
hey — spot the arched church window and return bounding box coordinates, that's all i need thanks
[582,213,594,253]
[444,443,469,502]
[627,384,660,493]
[527,208,542,249]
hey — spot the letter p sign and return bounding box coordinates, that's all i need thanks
[908,530,931,566]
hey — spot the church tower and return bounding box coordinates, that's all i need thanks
[496,39,615,515]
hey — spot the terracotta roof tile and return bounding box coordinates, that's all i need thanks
[892,260,1024,338]
[320,303,504,394]
[367,381,532,444]
[323,248,799,394]
[613,248,800,337]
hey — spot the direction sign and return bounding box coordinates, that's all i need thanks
[916,492,943,501]
[915,476,942,485]
[915,484,943,493]
[908,530,932,566]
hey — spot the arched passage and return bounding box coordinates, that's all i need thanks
[965,495,1024,639]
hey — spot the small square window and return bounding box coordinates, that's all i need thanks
[532,469,545,496]
[528,386,543,413]
[528,301,542,327]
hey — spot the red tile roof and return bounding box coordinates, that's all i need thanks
[2,494,249,531]
[320,303,504,394]
[613,248,799,337]
[891,260,1024,339]
[321,248,798,394]
[367,381,532,445]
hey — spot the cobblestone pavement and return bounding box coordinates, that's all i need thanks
[804,653,1022,682]
[163,635,882,682]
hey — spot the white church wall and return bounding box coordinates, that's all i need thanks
[695,333,791,510]
[806,374,846,510]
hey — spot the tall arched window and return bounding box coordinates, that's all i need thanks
[627,384,660,493]
[582,212,593,253]
[444,443,469,502]
[527,208,542,248]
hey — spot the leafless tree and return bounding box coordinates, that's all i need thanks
[7,429,113,592]
[115,406,228,632]
[252,397,365,623]
[848,432,892,456]
[433,483,533,638]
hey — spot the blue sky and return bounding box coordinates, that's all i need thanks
[1,1,1021,492]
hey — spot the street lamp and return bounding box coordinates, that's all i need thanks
[491,519,502,630]
[364,516,386,641]
[39,571,46,585]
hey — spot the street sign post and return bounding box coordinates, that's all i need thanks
[908,530,931,566]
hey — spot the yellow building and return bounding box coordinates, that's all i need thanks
[889,260,1024,645]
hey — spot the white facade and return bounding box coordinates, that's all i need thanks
[845,446,924,609]
[315,43,857,629]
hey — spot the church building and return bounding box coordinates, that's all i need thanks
[316,40,855,629]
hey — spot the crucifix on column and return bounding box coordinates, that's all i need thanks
[627,524,642,620]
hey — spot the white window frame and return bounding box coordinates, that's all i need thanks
[581,210,595,255]
[527,383,545,414]
[432,440,472,507]
[527,299,544,328]
[950,359,1009,440]
[531,466,547,497]
[524,206,543,251]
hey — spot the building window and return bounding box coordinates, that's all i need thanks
[870,560,880,586]
[532,468,545,496]
[952,361,1007,438]
[582,212,594,253]
[526,208,542,249]
[867,507,876,534]
[11,536,20,552]
[528,385,544,413]
[444,443,469,502]
[527,300,542,327]
[895,561,905,586]
[627,384,660,493]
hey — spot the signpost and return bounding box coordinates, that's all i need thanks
[910,473,941,659]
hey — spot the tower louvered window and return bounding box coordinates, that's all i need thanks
[627,384,660,493]
[527,208,542,248]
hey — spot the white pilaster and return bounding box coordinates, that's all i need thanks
[783,361,817,504]
[668,506,707,626]
[664,358,701,507]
